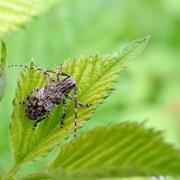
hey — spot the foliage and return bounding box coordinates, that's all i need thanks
[0,0,180,179]
[8,37,148,177]
[0,0,62,37]
[19,122,180,179]
[0,42,7,101]
[49,122,180,179]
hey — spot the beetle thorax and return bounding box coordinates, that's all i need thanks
[56,76,76,95]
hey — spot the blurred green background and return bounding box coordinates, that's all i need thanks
[0,0,180,175]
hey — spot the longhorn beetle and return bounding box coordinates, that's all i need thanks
[9,64,91,136]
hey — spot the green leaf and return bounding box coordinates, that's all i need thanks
[48,122,180,179]
[0,0,63,38]
[20,172,155,180]
[9,37,149,168]
[0,41,7,101]
[20,172,51,180]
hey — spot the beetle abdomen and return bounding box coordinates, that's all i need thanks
[25,96,53,120]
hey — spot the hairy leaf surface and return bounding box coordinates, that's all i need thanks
[10,37,149,166]
[48,122,180,178]
[0,42,7,101]
[0,0,61,37]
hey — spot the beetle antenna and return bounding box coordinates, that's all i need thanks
[8,64,57,74]
[9,64,70,79]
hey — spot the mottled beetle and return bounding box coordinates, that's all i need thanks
[9,64,91,135]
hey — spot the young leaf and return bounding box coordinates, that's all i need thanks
[0,41,7,101]
[0,0,62,37]
[47,122,180,179]
[9,37,149,168]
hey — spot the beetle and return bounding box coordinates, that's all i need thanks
[9,64,91,135]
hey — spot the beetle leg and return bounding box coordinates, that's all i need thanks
[56,72,70,81]
[55,64,70,81]
[33,117,45,129]
[43,71,54,82]
[33,111,51,130]
[67,95,92,108]
[73,86,78,138]
[33,115,46,129]
[56,64,62,74]
[60,100,67,128]
[56,64,62,81]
